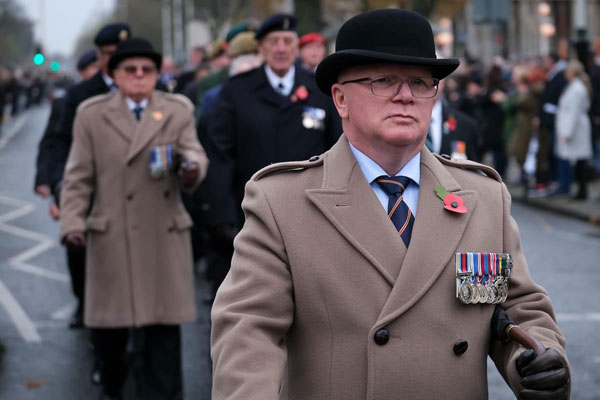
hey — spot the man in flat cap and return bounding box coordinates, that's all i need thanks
[204,13,341,289]
[211,9,569,400]
[60,37,208,400]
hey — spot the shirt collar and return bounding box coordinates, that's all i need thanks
[349,141,421,186]
[264,64,295,95]
[102,73,116,90]
[124,96,149,112]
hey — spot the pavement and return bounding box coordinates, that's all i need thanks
[506,178,600,225]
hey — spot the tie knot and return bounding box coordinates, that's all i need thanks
[375,175,411,196]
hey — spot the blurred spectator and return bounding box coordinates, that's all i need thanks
[298,32,327,72]
[554,59,593,199]
[506,65,545,184]
[477,64,508,177]
[174,46,207,93]
[590,38,600,172]
[160,56,179,92]
[537,53,567,190]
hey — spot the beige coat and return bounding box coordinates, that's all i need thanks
[60,90,208,328]
[211,136,567,399]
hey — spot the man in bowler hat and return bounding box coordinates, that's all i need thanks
[211,9,569,399]
[60,37,207,399]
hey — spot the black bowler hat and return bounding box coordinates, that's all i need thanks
[315,9,460,95]
[108,37,162,73]
[94,22,131,47]
[255,13,296,40]
[77,49,97,71]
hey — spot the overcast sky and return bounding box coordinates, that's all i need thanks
[16,0,116,56]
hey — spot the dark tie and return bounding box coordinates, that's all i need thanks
[277,82,285,95]
[133,105,143,121]
[375,175,415,247]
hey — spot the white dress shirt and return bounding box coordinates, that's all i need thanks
[349,142,421,216]
[265,64,295,96]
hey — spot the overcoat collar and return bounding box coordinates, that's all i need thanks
[307,136,478,324]
[249,65,313,109]
[102,91,170,162]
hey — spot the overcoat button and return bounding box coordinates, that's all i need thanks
[374,328,389,345]
[164,190,170,198]
[453,339,468,355]
[126,194,134,200]
[168,227,174,233]
[308,156,319,162]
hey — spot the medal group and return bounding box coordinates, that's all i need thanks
[456,252,512,304]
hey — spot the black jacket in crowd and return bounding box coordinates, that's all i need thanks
[205,65,342,228]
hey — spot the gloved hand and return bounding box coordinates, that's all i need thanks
[516,347,569,400]
[63,231,86,247]
[178,161,199,189]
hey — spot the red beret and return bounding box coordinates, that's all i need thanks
[298,32,325,48]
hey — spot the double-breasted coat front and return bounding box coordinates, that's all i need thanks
[60,90,208,327]
[211,136,567,399]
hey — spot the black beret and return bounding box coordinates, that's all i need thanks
[255,13,296,40]
[76,49,98,70]
[94,23,131,47]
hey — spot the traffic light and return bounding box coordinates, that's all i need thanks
[33,45,45,66]
[50,61,60,72]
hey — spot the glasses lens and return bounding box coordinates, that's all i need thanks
[122,65,156,75]
[370,76,438,98]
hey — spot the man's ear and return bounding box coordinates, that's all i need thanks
[331,83,348,119]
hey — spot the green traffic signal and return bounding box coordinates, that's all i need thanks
[33,53,45,65]
[50,61,60,72]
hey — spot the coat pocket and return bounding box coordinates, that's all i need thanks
[173,212,193,231]
[86,215,108,232]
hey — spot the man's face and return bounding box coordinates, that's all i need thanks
[113,57,158,101]
[97,44,117,74]
[300,42,326,69]
[79,62,100,80]
[259,31,298,76]
[332,63,436,159]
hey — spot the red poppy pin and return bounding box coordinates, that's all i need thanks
[435,184,467,213]
[447,115,457,131]
[291,85,308,102]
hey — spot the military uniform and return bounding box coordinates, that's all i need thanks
[205,65,342,227]
[211,136,567,399]
[437,100,480,162]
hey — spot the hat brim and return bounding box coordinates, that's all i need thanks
[108,51,162,74]
[315,49,460,96]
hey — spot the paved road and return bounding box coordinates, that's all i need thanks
[0,104,598,399]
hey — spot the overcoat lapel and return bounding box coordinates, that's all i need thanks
[252,67,286,108]
[376,148,478,326]
[126,92,170,162]
[306,137,407,286]
[103,92,135,144]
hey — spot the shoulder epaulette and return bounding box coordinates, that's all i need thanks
[165,92,194,111]
[252,155,324,181]
[77,93,111,112]
[433,153,502,182]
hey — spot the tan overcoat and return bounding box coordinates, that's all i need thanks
[211,136,567,399]
[60,90,208,328]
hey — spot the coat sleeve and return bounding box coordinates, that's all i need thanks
[489,182,569,396]
[59,110,96,238]
[204,82,239,227]
[175,99,209,193]
[211,179,293,400]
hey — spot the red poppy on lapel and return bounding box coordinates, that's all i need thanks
[447,115,457,131]
[293,85,308,101]
[435,184,468,214]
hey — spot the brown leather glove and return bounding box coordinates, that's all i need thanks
[63,231,86,247]
[179,161,199,189]
[516,348,570,400]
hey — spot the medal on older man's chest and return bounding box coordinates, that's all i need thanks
[456,252,512,305]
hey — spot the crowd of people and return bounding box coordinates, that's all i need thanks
[24,8,587,400]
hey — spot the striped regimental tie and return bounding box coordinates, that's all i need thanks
[375,175,415,247]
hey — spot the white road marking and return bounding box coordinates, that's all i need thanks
[556,313,600,322]
[0,278,41,342]
[0,194,68,342]
[0,113,27,150]
[51,303,75,320]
